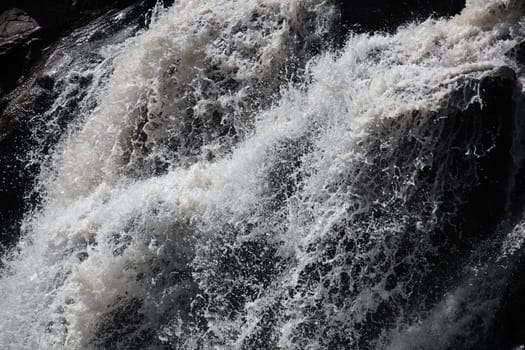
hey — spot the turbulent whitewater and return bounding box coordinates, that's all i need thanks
[2,0,525,349]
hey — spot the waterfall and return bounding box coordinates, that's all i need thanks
[1,0,525,349]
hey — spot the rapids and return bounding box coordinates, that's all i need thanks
[1,0,525,349]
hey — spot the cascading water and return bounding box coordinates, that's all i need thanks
[2,0,525,349]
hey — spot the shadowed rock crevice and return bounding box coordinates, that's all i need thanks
[337,0,466,33]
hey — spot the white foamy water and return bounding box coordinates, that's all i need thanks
[455,0,525,27]
[1,0,525,349]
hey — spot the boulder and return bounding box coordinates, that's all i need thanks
[0,9,42,95]
[0,8,41,49]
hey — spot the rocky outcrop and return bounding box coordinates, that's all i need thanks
[0,1,176,98]
[338,0,466,32]
[0,0,166,34]
[0,8,40,48]
[0,10,42,250]
[0,1,133,30]
[0,9,42,95]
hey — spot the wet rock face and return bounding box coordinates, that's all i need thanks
[0,105,32,256]
[0,9,42,95]
[0,0,160,32]
[0,9,40,46]
[0,0,167,97]
[487,44,525,350]
[0,1,71,36]
[338,0,466,32]
[462,67,517,235]
[508,40,525,67]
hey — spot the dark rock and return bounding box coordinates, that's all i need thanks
[0,8,40,49]
[440,67,525,350]
[460,66,518,235]
[0,0,163,36]
[0,99,32,255]
[337,0,466,32]
[0,0,168,98]
[483,253,525,350]
[478,67,525,350]
[36,74,55,91]
[0,9,42,95]
[507,40,525,66]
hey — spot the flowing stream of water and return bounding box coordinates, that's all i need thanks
[2,0,525,349]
